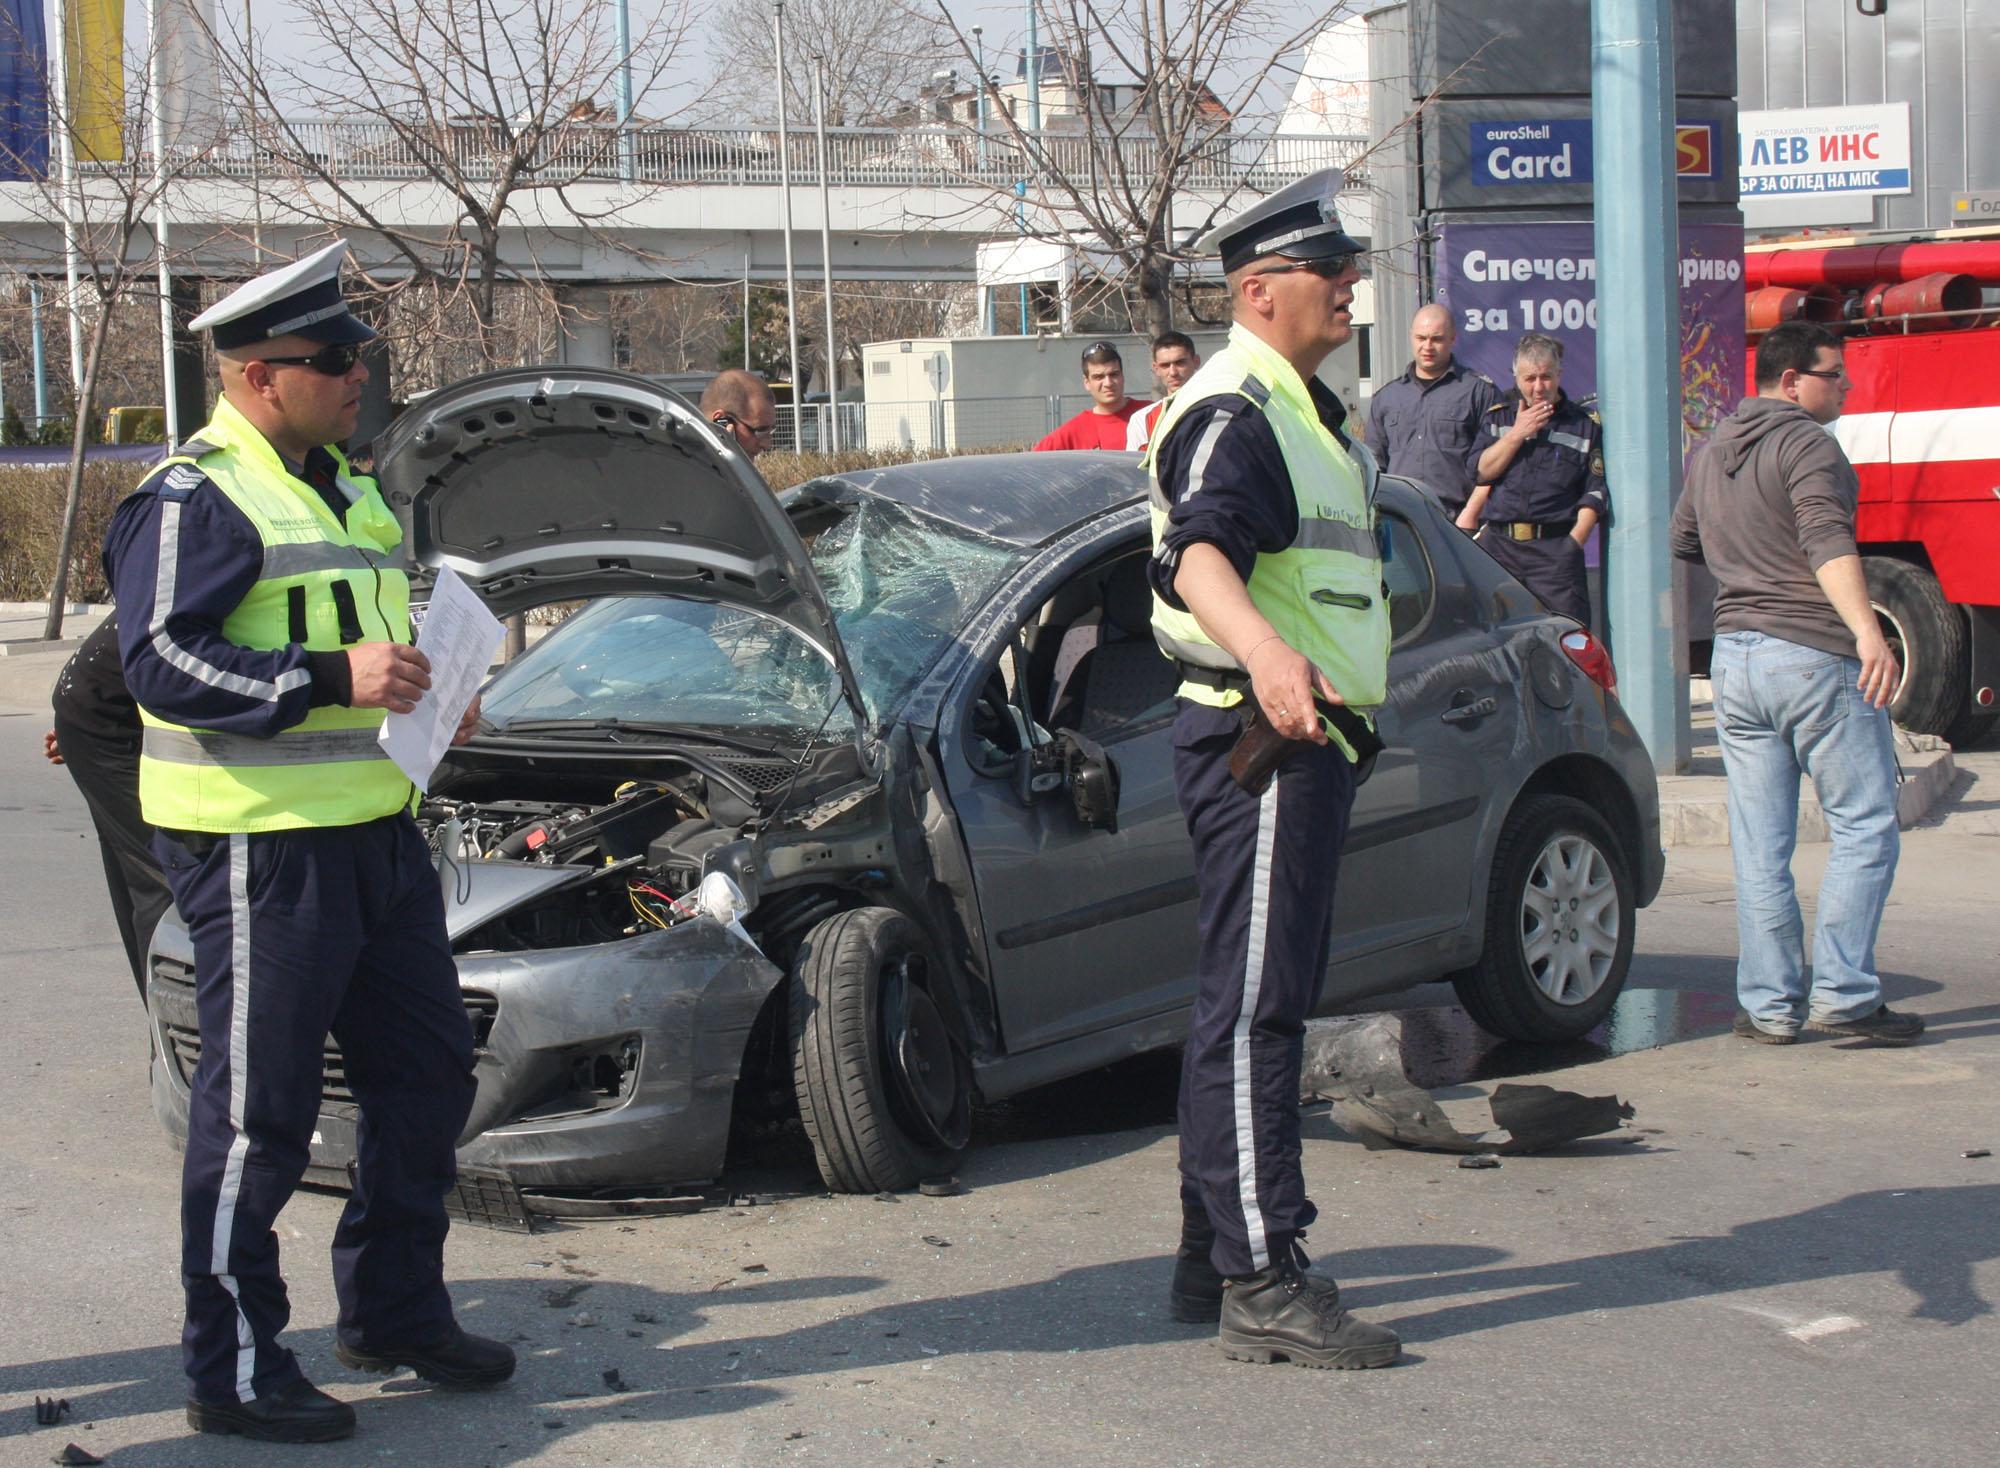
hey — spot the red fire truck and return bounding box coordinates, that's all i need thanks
[1742,230,2000,746]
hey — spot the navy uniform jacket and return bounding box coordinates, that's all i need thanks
[1365,358,1498,510]
[1466,389,1610,527]
[101,447,360,739]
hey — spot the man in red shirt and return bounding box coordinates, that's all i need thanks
[1035,340,1149,450]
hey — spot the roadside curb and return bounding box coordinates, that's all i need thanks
[1659,730,1956,847]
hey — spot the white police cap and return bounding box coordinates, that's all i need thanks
[189,240,376,350]
[1199,169,1365,274]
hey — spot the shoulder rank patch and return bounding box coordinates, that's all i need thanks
[155,462,209,501]
[1471,369,1496,386]
[1483,399,1510,415]
[1590,452,1607,478]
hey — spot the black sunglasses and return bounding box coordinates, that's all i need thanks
[1253,254,1359,280]
[255,343,363,377]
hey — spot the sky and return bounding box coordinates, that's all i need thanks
[73,0,1338,130]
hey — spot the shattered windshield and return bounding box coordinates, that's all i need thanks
[480,493,1026,734]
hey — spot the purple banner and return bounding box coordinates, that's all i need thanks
[1435,220,1747,465]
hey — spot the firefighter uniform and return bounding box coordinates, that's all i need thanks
[1146,177,1392,1299]
[1466,389,1608,625]
[103,244,490,1430]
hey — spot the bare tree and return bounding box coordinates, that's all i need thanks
[814,279,970,380]
[213,0,691,366]
[615,282,735,374]
[933,1,1364,336]
[704,0,950,127]
[0,13,227,638]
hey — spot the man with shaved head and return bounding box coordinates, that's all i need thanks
[1364,303,1498,519]
[700,369,781,459]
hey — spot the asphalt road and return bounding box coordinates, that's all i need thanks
[1,660,1995,1467]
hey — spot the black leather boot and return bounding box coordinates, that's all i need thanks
[186,1377,357,1442]
[336,1325,516,1389]
[1169,1199,1225,1323]
[1217,1252,1401,1370]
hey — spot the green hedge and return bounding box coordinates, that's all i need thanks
[0,461,137,602]
[0,443,1031,603]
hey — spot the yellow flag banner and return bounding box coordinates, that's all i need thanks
[65,0,124,162]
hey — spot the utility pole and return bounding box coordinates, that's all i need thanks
[812,56,839,450]
[772,0,803,444]
[1591,0,1687,772]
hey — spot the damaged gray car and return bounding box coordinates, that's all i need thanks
[145,366,1665,1217]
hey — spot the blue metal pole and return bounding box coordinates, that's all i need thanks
[30,279,49,426]
[615,0,635,183]
[1591,0,1688,774]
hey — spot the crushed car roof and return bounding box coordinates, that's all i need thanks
[811,451,1146,547]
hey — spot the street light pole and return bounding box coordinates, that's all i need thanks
[615,0,636,183]
[971,25,987,169]
[812,56,840,452]
[772,0,802,443]
[1024,3,1041,134]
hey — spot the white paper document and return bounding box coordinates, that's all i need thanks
[378,567,506,792]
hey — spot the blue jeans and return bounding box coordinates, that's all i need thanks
[1710,631,1900,1032]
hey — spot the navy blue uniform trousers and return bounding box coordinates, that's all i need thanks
[1480,532,1591,626]
[1173,701,1356,1278]
[157,812,475,1405]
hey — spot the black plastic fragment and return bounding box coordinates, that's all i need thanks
[1964,1149,1991,1159]
[602,1368,627,1392]
[1490,1083,1636,1153]
[919,1176,962,1197]
[1458,1155,1501,1170]
[52,1447,103,1467]
[34,1397,71,1426]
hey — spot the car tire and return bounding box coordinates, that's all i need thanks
[1452,794,1634,1043]
[789,907,968,1193]
[1866,555,1967,740]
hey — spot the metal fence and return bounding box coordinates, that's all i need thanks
[141,122,1368,193]
[774,394,1118,455]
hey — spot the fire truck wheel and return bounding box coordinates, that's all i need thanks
[1865,555,1967,741]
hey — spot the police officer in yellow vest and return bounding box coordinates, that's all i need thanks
[103,242,513,1444]
[1145,172,1401,1368]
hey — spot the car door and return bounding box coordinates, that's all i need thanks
[939,547,1198,1054]
[1326,496,1515,977]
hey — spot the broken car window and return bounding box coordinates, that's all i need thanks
[479,494,1026,735]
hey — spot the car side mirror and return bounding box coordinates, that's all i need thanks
[1056,729,1120,834]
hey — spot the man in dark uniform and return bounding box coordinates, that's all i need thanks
[1145,170,1401,1370]
[1457,331,1607,625]
[1365,302,1499,518]
[103,241,511,1444]
[45,614,172,998]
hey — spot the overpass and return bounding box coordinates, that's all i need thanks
[0,123,1369,286]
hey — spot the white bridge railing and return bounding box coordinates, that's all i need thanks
[127,123,1368,192]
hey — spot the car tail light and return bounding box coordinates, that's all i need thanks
[1560,629,1617,693]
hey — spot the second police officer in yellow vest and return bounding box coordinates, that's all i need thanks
[1144,170,1402,1369]
[103,242,513,1445]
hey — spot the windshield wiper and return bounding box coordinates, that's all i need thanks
[489,719,786,756]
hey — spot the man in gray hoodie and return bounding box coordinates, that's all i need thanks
[1671,321,1923,1047]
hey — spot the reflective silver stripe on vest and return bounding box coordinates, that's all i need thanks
[261,541,381,578]
[1549,430,1590,454]
[144,726,389,768]
[1294,517,1380,558]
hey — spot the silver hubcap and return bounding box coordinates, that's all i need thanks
[1870,600,1913,706]
[1518,834,1620,1006]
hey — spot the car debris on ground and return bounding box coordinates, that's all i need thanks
[1301,1013,1634,1155]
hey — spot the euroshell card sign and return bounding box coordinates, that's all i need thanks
[1470,119,1718,186]
[1739,104,1911,199]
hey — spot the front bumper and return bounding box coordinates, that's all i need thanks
[148,915,784,1204]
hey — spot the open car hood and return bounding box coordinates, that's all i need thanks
[374,366,868,733]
